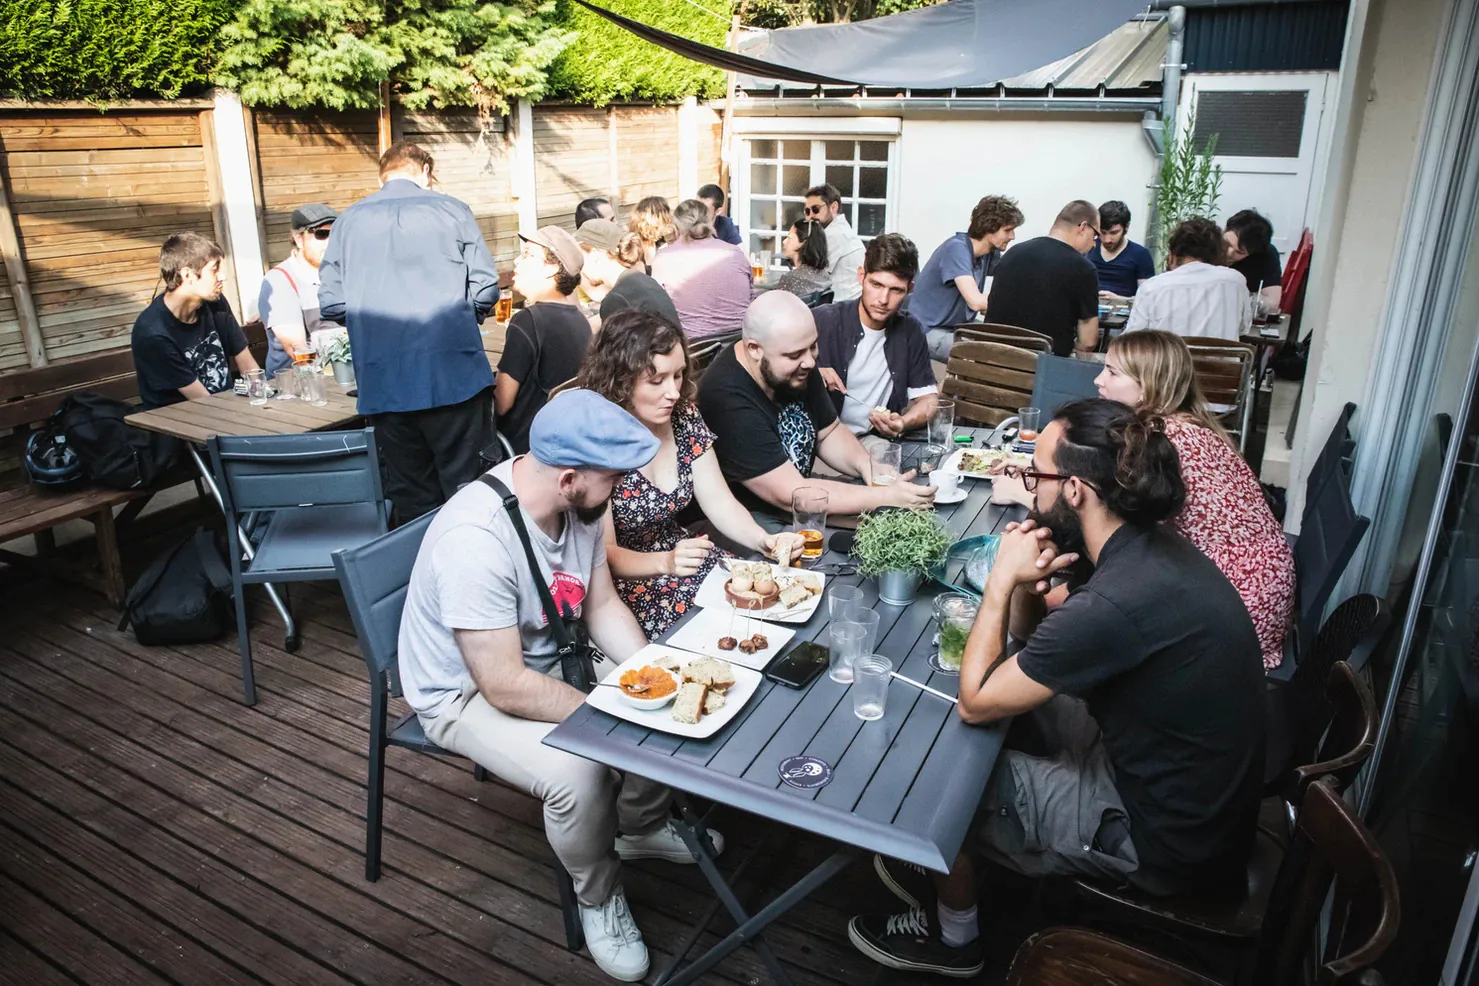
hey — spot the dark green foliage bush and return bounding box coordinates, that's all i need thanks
[0,0,241,100]
[545,0,730,105]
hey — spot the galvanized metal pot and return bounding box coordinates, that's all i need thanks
[875,569,923,606]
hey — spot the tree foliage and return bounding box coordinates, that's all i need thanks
[0,0,239,100]
[1150,110,1224,272]
[544,0,730,105]
[745,0,940,29]
[217,0,575,112]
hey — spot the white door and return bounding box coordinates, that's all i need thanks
[1178,72,1336,254]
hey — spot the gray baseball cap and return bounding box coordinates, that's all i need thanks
[291,203,338,231]
[576,218,625,253]
[519,225,585,275]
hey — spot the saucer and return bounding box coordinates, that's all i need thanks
[933,486,968,504]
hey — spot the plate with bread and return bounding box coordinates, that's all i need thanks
[586,645,764,738]
[692,561,826,624]
[946,447,1032,480]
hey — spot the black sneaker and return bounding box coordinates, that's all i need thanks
[874,853,935,909]
[847,907,984,978]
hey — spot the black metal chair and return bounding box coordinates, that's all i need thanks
[331,513,585,951]
[1291,457,1371,658]
[208,429,390,705]
[1301,402,1357,534]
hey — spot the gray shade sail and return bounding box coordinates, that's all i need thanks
[738,0,1157,90]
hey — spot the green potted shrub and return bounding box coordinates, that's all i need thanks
[851,508,954,606]
[323,334,354,386]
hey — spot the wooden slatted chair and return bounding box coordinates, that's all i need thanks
[941,340,1037,427]
[952,322,1055,354]
[1183,337,1256,454]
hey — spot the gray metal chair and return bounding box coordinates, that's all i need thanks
[207,429,390,705]
[986,353,1103,442]
[331,513,585,951]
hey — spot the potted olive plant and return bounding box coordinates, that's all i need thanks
[324,334,354,386]
[851,508,953,606]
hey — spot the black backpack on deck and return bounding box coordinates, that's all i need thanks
[118,528,235,645]
[50,391,181,490]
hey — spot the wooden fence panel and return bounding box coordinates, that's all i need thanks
[253,111,380,266]
[0,111,215,362]
[532,106,612,232]
[397,110,521,264]
[615,106,680,213]
[0,261,20,372]
[696,105,723,189]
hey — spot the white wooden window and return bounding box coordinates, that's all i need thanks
[738,137,897,260]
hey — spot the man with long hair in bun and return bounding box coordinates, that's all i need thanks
[849,398,1265,979]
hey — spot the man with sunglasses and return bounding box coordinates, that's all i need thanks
[804,184,866,303]
[848,399,1265,978]
[259,203,337,379]
[983,200,1102,357]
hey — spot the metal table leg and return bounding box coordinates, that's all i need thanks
[654,794,862,986]
[187,446,297,644]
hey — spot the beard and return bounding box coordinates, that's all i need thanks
[574,497,610,524]
[1027,488,1086,558]
[759,355,810,402]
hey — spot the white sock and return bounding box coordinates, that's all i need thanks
[936,902,978,948]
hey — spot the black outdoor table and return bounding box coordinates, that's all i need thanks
[544,427,1021,986]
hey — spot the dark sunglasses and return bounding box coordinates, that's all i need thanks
[1005,464,1102,495]
[804,204,825,216]
[310,227,333,240]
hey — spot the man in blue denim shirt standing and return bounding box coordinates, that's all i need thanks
[319,141,499,524]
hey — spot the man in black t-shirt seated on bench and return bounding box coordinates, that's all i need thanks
[849,399,1266,979]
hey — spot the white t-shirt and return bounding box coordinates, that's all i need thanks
[1124,262,1253,342]
[825,215,865,302]
[397,457,607,719]
[840,327,891,434]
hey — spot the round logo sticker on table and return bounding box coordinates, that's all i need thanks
[778,755,833,790]
[927,649,961,677]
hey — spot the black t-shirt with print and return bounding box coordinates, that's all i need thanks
[1016,524,1265,896]
[131,295,249,410]
[697,343,838,507]
[497,301,593,454]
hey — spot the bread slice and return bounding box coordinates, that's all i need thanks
[672,682,708,724]
[703,689,727,715]
[776,539,793,569]
[684,657,736,691]
[779,583,811,609]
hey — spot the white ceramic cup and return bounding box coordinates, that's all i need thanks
[933,469,961,497]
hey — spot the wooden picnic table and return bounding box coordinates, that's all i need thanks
[545,428,1017,986]
[124,385,362,444]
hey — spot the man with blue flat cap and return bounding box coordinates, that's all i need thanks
[398,389,724,983]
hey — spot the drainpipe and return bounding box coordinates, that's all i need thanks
[1144,5,1186,262]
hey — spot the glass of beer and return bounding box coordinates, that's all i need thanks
[791,487,828,564]
[495,292,514,323]
[1017,406,1041,443]
[870,442,902,486]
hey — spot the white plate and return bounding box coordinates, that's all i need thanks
[932,486,968,505]
[944,447,1031,480]
[586,645,763,739]
[692,564,826,624]
[666,608,795,670]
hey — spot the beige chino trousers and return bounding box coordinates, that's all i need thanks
[421,674,673,907]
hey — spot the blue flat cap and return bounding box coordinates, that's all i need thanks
[529,389,659,471]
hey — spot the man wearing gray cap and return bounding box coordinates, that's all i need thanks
[398,389,723,982]
[495,225,594,454]
[575,218,682,331]
[259,203,337,378]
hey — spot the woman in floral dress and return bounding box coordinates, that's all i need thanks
[1096,330,1296,669]
[579,309,804,638]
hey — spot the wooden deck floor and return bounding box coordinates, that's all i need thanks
[0,570,998,985]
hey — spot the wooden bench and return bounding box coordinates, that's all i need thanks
[0,350,156,606]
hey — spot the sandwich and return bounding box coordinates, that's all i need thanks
[672,682,709,724]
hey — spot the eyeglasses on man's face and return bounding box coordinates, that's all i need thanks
[1004,464,1101,496]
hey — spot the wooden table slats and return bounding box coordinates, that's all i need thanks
[125,386,362,443]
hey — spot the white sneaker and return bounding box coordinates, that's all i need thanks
[615,820,725,863]
[580,888,649,982]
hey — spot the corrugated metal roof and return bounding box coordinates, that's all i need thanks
[1001,16,1167,91]
[1184,1,1347,73]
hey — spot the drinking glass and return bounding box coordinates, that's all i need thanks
[1017,406,1041,443]
[848,608,881,656]
[928,399,956,447]
[828,623,865,684]
[916,443,949,484]
[273,368,299,399]
[870,442,902,486]
[828,584,863,624]
[297,366,328,407]
[495,293,514,323]
[933,592,981,672]
[244,369,268,406]
[852,655,892,721]
[791,487,828,563]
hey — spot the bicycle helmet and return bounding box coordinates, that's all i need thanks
[25,428,83,489]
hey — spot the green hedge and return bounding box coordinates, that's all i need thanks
[0,0,240,100]
[545,0,731,105]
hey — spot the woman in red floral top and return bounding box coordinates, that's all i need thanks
[1097,330,1295,668]
[579,310,804,637]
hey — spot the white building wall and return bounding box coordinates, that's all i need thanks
[894,114,1156,258]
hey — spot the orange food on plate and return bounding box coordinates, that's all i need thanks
[619,665,677,699]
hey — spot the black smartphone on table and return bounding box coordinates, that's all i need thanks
[764,639,830,689]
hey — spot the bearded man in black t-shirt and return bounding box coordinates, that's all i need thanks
[848,399,1265,979]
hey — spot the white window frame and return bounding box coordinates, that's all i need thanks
[735,130,900,262]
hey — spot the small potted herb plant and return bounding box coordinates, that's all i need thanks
[324,334,354,386]
[851,508,954,606]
